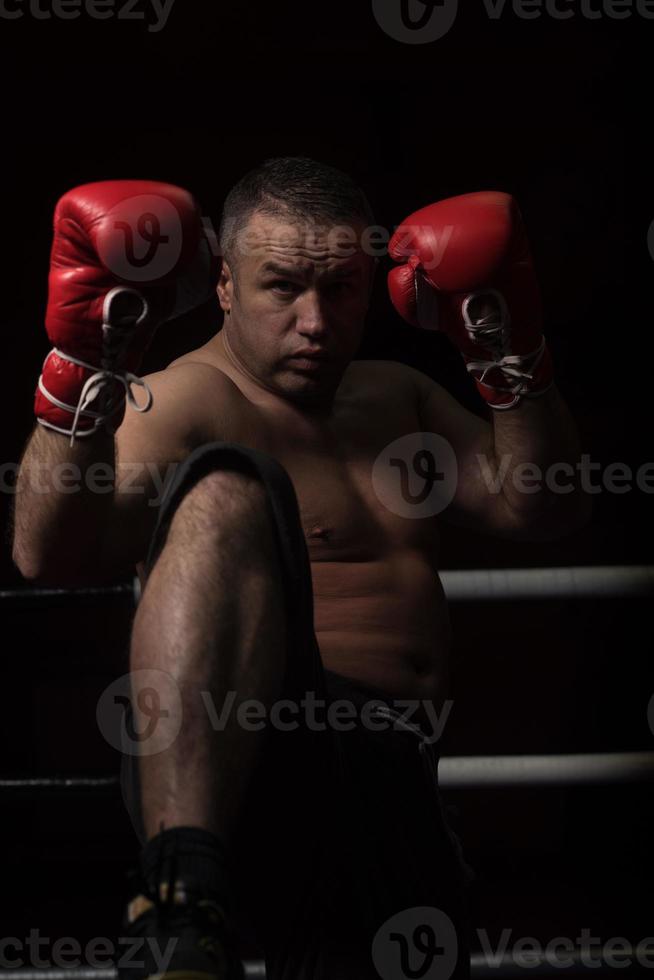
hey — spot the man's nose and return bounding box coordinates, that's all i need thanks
[296,291,329,337]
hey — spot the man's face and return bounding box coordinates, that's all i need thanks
[217,210,375,408]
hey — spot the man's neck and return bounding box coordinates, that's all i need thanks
[210,330,339,420]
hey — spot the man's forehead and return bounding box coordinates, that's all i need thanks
[235,211,369,268]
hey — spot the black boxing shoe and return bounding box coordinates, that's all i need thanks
[117,874,245,980]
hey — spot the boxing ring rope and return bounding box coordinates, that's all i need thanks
[0,582,133,608]
[0,973,119,980]
[0,965,268,979]
[439,565,654,602]
[439,750,654,788]
[3,750,652,798]
[0,777,121,794]
[4,945,654,978]
[467,945,654,977]
[1,564,652,609]
[0,974,119,980]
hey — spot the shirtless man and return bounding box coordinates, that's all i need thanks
[12,158,590,980]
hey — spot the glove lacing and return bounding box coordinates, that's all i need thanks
[37,287,154,445]
[462,289,548,409]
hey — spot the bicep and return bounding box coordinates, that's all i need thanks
[100,366,209,575]
[416,373,507,534]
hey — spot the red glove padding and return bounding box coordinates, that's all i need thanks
[35,180,218,442]
[388,191,553,409]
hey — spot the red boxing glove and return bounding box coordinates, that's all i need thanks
[388,191,553,409]
[35,180,218,443]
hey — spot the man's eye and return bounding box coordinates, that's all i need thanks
[271,280,299,294]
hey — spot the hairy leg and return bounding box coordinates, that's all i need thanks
[129,468,287,842]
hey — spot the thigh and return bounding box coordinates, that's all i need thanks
[120,441,329,844]
[142,441,324,704]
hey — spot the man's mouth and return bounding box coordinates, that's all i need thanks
[286,349,332,371]
[289,348,330,360]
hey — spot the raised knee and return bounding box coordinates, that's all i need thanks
[169,468,271,540]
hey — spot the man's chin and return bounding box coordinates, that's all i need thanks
[278,364,343,403]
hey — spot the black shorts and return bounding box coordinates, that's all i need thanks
[120,441,471,980]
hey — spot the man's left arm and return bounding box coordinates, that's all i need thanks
[414,368,591,541]
[490,384,590,534]
[389,190,593,540]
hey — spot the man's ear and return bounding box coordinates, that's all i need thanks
[217,258,233,313]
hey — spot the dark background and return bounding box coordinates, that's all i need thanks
[1,0,653,966]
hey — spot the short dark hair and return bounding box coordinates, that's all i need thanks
[218,156,375,265]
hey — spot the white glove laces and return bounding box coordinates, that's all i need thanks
[38,287,154,445]
[462,289,547,408]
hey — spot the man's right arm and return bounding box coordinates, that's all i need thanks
[12,362,240,587]
[11,178,218,586]
[12,423,117,586]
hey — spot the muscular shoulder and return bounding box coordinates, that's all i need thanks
[116,358,247,461]
[344,358,425,408]
[163,348,234,385]
[162,356,249,410]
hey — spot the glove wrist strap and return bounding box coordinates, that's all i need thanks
[37,350,153,444]
[36,286,153,445]
[461,289,554,410]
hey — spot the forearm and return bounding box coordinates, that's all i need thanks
[12,424,116,584]
[490,384,590,527]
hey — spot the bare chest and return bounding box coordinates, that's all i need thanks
[223,384,439,565]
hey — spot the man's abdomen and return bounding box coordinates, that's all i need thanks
[311,550,452,702]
